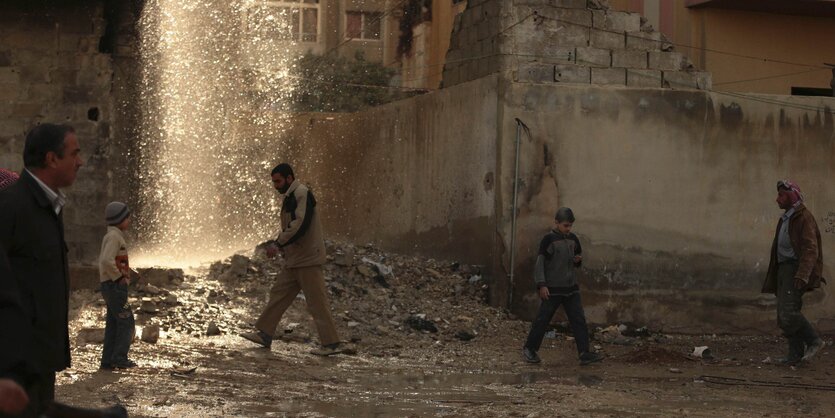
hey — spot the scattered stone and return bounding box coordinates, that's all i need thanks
[405,315,438,333]
[356,265,375,278]
[454,330,475,341]
[141,325,160,344]
[77,327,105,345]
[668,368,682,374]
[595,325,635,345]
[333,249,356,267]
[140,301,159,314]
[347,321,360,328]
[229,254,250,276]
[142,283,163,295]
[206,322,221,336]
[164,294,178,304]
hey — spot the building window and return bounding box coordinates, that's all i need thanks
[345,11,382,40]
[249,0,319,43]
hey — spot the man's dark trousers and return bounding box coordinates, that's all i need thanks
[777,261,819,358]
[524,290,590,354]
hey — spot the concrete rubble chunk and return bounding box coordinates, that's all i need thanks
[206,322,221,336]
[229,254,250,276]
[141,325,160,344]
[77,327,105,344]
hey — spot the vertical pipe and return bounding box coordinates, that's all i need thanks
[508,118,524,309]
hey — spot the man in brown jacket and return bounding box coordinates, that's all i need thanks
[241,163,346,356]
[762,180,825,365]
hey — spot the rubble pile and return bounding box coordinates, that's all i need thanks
[74,240,505,352]
[204,240,501,350]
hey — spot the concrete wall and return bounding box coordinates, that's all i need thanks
[271,75,500,268]
[497,81,835,333]
[265,74,833,334]
[0,0,140,265]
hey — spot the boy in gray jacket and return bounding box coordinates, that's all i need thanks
[522,207,602,365]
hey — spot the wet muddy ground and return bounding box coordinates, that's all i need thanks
[58,246,835,417]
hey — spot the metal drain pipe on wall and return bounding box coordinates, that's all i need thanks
[509,118,530,308]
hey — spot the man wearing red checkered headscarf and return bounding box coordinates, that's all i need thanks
[762,179,825,366]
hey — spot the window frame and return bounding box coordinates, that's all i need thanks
[344,10,383,41]
[256,0,321,44]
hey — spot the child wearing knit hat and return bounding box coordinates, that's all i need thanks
[97,201,138,370]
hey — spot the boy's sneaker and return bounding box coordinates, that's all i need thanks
[240,330,272,349]
[802,338,824,362]
[579,351,603,366]
[522,347,541,364]
[112,360,137,369]
[311,342,356,356]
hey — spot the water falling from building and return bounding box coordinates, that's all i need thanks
[135,0,301,267]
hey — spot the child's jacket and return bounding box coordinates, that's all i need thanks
[534,230,582,294]
[98,226,129,282]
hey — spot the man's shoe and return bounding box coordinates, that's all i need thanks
[802,338,824,362]
[579,351,603,366]
[112,360,137,369]
[241,330,272,349]
[777,356,801,366]
[99,363,114,371]
[311,342,355,356]
[522,347,541,364]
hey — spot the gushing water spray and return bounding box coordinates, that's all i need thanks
[135,0,300,267]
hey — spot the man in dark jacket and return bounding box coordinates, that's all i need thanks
[762,180,825,365]
[0,123,82,417]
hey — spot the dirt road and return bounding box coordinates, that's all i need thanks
[59,244,835,417]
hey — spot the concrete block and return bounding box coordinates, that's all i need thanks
[694,71,712,90]
[477,21,490,41]
[626,31,668,51]
[648,51,686,71]
[518,6,592,27]
[553,64,590,83]
[575,47,610,67]
[10,103,44,118]
[663,71,702,90]
[612,50,647,69]
[592,11,641,32]
[514,0,587,8]
[591,67,625,85]
[0,68,20,84]
[626,69,662,88]
[517,63,555,83]
[19,65,51,84]
[0,51,12,67]
[590,29,625,49]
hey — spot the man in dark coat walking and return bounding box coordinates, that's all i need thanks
[0,123,82,417]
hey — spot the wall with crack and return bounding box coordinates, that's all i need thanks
[497,80,835,333]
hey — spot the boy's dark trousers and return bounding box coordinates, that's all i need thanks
[524,290,590,355]
[100,280,134,366]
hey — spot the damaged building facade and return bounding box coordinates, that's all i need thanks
[1,0,833,333]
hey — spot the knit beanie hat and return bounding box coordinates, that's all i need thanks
[0,169,18,191]
[105,201,130,226]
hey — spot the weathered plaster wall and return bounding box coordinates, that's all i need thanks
[498,81,835,333]
[272,75,501,271]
